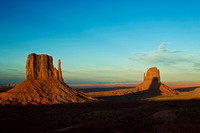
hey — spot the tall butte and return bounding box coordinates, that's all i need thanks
[0,53,98,105]
[136,67,179,95]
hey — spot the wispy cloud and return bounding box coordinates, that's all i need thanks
[62,68,141,83]
[6,68,20,71]
[129,42,200,68]
[193,62,200,71]
[155,42,171,53]
[133,52,147,56]
[63,68,134,74]
[0,68,25,78]
[169,65,185,67]
[194,62,200,67]
[154,42,184,53]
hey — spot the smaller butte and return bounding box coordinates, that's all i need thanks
[136,67,179,95]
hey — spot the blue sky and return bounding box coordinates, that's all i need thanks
[0,0,200,84]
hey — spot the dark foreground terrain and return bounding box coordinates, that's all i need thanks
[1,83,200,133]
[1,100,200,133]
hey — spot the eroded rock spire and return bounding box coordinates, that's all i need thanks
[58,59,63,82]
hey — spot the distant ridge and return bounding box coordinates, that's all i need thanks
[2,81,200,89]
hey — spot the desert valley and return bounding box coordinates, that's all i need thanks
[1,1,200,132]
[0,53,200,133]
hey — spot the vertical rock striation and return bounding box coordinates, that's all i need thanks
[0,53,98,105]
[144,67,160,83]
[136,67,179,95]
[58,59,63,82]
[26,53,63,82]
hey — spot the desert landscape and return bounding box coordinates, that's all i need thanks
[1,80,200,132]
[0,53,200,133]
[1,1,200,133]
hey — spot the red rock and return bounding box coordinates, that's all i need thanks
[58,59,63,82]
[136,67,179,95]
[26,53,64,81]
[144,67,160,83]
[0,53,98,105]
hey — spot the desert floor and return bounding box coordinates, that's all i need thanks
[73,81,200,101]
[0,81,200,133]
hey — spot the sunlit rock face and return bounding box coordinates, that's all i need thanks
[136,67,179,95]
[144,67,160,83]
[0,53,98,105]
[26,53,63,82]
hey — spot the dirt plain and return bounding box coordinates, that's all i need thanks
[0,81,200,133]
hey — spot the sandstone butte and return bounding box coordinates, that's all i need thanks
[0,53,98,105]
[136,67,179,95]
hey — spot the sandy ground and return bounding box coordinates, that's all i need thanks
[148,88,200,101]
[70,81,200,89]
[0,81,200,132]
[1,81,200,101]
[71,81,200,101]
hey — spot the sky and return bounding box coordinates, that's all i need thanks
[0,0,200,84]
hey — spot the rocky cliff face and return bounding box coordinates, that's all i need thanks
[144,67,160,83]
[26,53,63,81]
[0,53,98,105]
[136,67,179,95]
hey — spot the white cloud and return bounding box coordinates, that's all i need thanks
[154,42,184,53]
[169,65,185,67]
[155,42,171,53]
[129,42,200,69]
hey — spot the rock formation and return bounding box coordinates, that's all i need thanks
[0,53,98,105]
[136,67,179,95]
[26,53,63,81]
